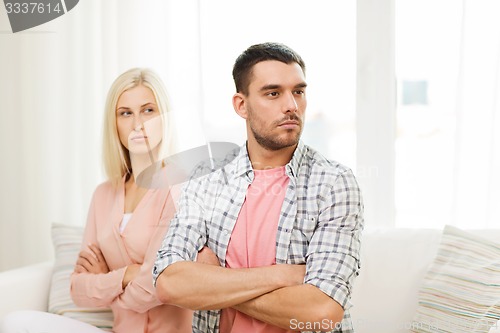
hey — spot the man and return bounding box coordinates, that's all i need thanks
[153,42,364,333]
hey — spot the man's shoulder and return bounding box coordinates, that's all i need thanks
[300,144,353,179]
[187,144,242,183]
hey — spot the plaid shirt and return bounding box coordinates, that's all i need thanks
[153,142,364,333]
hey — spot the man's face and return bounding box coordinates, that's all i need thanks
[242,60,307,151]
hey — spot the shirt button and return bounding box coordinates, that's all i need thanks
[245,171,252,182]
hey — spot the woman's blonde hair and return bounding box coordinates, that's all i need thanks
[102,68,177,186]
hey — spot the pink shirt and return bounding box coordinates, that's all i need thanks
[70,179,192,333]
[219,166,293,333]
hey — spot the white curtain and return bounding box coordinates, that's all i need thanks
[451,0,500,229]
[0,0,205,271]
[2,0,499,272]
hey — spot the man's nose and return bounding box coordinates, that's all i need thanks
[283,91,298,113]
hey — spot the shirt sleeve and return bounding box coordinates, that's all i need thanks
[110,187,179,313]
[304,168,364,310]
[70,188,127,308]
[153,169,209,286]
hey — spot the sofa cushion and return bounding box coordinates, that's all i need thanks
[411,225,500,332]
[49,224,114,330]
[350,228,443,332]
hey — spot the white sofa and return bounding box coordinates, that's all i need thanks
[1,228,499,333]
[0,261,53,318]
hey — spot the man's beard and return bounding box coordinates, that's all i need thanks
[249,114,303,151]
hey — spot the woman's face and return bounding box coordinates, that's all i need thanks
[115,84,163,158]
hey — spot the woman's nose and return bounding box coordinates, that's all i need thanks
[133,116,143,132]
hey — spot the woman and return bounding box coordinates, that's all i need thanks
[2,68,192,333]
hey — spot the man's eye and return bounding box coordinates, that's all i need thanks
[294,90,305,95]
[267,92,279,97]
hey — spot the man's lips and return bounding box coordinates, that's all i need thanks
[278,120,300,128]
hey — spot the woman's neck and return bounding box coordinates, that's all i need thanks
[129,149,159,181]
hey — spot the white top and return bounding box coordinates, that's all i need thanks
[119,213,133,234]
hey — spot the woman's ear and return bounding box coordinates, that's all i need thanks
[232,93,247,119]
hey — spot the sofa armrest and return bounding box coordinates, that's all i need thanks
[0,261,53,319]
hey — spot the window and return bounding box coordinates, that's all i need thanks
[394,0,500,228]
[395,0,462,227]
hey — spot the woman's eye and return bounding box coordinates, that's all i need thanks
[143,108,155,114]
[119,111,132,117]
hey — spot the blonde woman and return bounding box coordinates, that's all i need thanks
[1,68,192,333]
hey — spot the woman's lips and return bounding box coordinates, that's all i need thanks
[131,135,148,141]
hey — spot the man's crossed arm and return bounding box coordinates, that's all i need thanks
[155,247,344,331]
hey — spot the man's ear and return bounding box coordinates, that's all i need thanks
[232,93,248,119]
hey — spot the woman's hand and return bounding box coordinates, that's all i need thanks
[122,264,141,288]
[74,244,110,274]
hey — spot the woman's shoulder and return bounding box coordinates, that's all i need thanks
[91,179,120,199]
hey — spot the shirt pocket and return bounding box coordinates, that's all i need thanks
[205,211,233,261]
[288,215,317,264]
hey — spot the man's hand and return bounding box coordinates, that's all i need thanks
[195,246,305,287]
[74,244,110,274]
[196,246,220,266]
[275,264,306,287]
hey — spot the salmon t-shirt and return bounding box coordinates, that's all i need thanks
[219,166,293,333]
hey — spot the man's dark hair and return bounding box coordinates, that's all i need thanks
[232,42,306,95]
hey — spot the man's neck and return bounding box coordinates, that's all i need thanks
[246,140,297,170]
